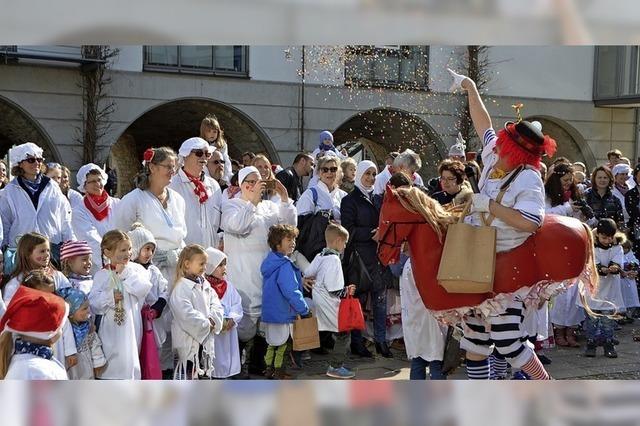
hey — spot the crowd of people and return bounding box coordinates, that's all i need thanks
[0,68,637,381]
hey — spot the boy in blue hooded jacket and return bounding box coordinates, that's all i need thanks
[261,224,311,379]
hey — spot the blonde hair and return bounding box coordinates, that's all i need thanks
[395,187,455,242]
[340,157,357,175]
[9,233,50,282]
[200,114,227,150]
[0,332,14,379]
[175,244,207,286]
[325,223,349,243]
[100,230,130,267]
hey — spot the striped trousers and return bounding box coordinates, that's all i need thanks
[459,298,535,368]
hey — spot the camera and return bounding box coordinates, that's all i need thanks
[264,180,276,192]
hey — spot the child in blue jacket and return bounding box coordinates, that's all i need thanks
[261,224,311,379]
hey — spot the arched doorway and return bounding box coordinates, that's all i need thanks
[111,98,275,196]
[526,115,596,171]
[0,95,58,165]
[333,108,446,178]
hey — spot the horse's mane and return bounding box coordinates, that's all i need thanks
[394,187,456,242]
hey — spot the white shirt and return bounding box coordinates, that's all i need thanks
[612,186,630,224]
[582,244,625,311]
[170,276,224,377]
[467,128,545,252]
[0,179,75,248]
[89,262,152,379]
[221,197,297,317]
[211,280,243,378]
[5,353,68,380]
[72,196,120,275]
[374,165,425,196]
[400,260,447,361]
[113,188,187,252]
[296,181,347,222]
[305,253,344,332]
[169,169,222,248]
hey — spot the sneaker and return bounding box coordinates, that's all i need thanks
[603,341,618,358]
[511,371,531,380]
[326,366,356,379]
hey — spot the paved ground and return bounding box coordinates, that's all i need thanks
[282,321,640,380]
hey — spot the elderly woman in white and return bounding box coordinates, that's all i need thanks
[71,163,120,274]
[113,147,187,282]
[169,137,223,249]
[220,165,296,376]
[296,155,347,222]
[0,143,75,273]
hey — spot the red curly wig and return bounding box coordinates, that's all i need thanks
[495,124,557,170]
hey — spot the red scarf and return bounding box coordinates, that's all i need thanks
[206,275,227,299]
[84,190,110,221]
[183,169,209,204]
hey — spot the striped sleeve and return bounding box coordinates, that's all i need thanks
[518,209,543,227]
[512,170,546,229]
[483,128,497,147]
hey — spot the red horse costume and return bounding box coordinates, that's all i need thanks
[377,69,597,380]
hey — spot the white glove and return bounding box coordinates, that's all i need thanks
[470,193,491,213]
[447,68,468,92]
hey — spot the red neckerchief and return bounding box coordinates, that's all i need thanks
[84,190,110,221]
[104,264,117,271]
[563,190,572,202]
[183,169,209,204]
[206,275,227,299]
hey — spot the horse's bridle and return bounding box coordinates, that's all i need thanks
[376,219,426,253]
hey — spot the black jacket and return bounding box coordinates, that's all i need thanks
[584,187,624,227]
[340,187,380,270]
[625,186,640,235]
[276,167,304,202]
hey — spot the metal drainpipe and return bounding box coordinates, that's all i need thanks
[299,45,306,152]
[635,108,640,166]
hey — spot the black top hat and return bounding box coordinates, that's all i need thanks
[504,120,547,156]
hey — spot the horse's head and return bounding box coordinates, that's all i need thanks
[377,186,426,265]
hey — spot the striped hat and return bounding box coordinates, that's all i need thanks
[60,240,93,261]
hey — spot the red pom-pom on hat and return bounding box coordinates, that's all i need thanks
[0,286,68,340]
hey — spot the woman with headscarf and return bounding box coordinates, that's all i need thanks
[71,163,120,274]
[0,143,75,273]
[220,165,296,377]
[340,160,392,358]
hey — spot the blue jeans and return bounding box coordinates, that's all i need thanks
[585,310,616,343]
[410,358,446,380]
[351,288,387,347]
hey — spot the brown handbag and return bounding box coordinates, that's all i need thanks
[437,200,497,294]
[437,166,524,294]
[292,315,321,351]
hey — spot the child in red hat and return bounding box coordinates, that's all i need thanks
[0,285,69,379]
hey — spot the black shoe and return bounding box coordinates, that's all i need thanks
[311,347,330,355]
[351,345,373,358]
[375,342,393,358]
[612,338,620,345]
[537,354,552,365]
[584,341,597,358]
[162,369,174,380]
[604,341,618,358]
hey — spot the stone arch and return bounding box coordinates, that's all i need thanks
[0,95,59,164]
[526,115,597,172]
[110,97,275,196]
[332,107,446,178]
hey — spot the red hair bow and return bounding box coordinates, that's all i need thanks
[143,148,155,164]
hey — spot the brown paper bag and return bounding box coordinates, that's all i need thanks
[292,315,320,351]
[437,200,496,294]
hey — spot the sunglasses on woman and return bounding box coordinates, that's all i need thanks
[320,166,338,173]
[25,157,44,164]
[192,150,212,158]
